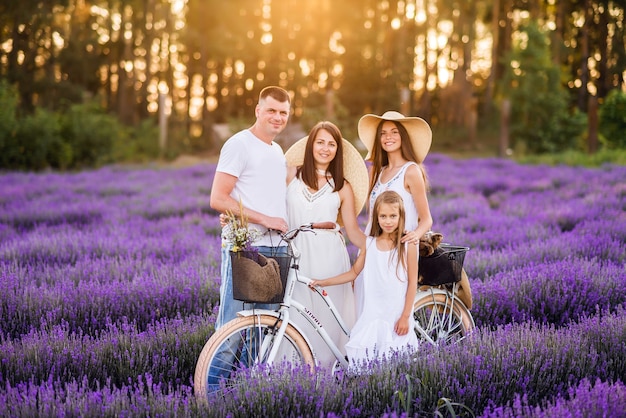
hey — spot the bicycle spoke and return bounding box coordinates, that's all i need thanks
[195,315,315,399]
[413,292,474,347]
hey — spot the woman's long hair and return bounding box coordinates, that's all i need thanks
[367,120,430,197]
[369,191,407,280]
[297,121,345,192]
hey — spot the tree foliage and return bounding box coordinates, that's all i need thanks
[0,0,624,169]
[499,22,587,154]
[599,88,626,149]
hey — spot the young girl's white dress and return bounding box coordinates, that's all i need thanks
[345,237,418,364]
[286,176,356,368]
[356,162,419,316]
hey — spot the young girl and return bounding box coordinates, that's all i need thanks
[310,190,418,365]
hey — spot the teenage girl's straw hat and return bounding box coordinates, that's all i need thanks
[285,136,369,224]
[358,111,432,162]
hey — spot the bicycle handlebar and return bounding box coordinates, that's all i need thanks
[308,221,337,230]
[272,222,339,243]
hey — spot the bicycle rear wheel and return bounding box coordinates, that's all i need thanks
[413,290,474,346]
[194,314,314,400]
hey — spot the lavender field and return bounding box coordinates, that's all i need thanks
[1,155,625,417]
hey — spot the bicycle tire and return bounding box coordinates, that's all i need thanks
[413,291,474,346]
[194,314,315,400]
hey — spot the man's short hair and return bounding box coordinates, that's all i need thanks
[259,86,291,105]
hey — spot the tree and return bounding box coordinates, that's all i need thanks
[499,21,587,154]
[0,0,69,113]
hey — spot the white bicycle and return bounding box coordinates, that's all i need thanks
[194,223,474,398]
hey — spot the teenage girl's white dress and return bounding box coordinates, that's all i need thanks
[346,237,418,364]
[286,176,356,368]
[356,162,420,315]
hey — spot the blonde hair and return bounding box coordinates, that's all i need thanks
[369,190,407,280]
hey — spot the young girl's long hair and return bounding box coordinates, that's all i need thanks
[297,121,345,192]
[367,120,430,197]
[369,191,407,280]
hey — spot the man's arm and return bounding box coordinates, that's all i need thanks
[210,171,288,232]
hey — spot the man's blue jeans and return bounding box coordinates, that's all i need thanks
[206,244,288,393]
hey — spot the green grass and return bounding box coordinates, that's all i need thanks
[431,124,626,167]
[515,148,626,167]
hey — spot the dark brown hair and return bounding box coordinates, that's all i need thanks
[259,86,291,104]
[297,121,345,192]
[367,120,430,197]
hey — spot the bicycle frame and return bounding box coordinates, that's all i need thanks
[232,224,474,367]
[235,227,352,369]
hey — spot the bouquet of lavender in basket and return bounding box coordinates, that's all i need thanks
[222,201,263,258]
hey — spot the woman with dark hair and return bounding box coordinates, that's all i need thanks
[284,120,368,369]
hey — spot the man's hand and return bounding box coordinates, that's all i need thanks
[264,216,288,233]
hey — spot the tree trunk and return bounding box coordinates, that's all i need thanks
[117,5,133,124]
[577,0,591,111]
[596,7,610,99]
[587,95,598,154]
[499,99,511,157]
[484,0,500,116]
[138,0,155,120]
[552,0,565,65]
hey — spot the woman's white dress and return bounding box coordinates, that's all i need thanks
[346,237,418,364]
[287,176,356,368]
[356,162,419,315]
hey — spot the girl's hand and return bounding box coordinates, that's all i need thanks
[394,316,410,336]
[308,279,321,289]
[309,279,328,296]
[219,213,228,227]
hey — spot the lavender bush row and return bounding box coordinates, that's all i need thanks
[1,212,220,267]
[0,166,217,230]
[0,211,222,339]
[210,309,626,417]
[0,313,216,390]
[2,310,623,417]
[471,258,626,327]
[0,374,201,418]
[0,255,221,339]
[480,378,626,418]
[457,224,625,279]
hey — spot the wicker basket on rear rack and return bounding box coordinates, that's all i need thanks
[418,244,469,286]
[230,251,292,304]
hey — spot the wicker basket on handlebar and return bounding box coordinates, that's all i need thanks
[230,251,292,303]
[418,244,469,286]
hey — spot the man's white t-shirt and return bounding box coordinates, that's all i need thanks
[216,129,287,247]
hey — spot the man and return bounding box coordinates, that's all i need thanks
[210,85,291,329]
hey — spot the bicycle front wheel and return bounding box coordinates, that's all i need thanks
[413,291,474,346]
[194,314,314,400]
